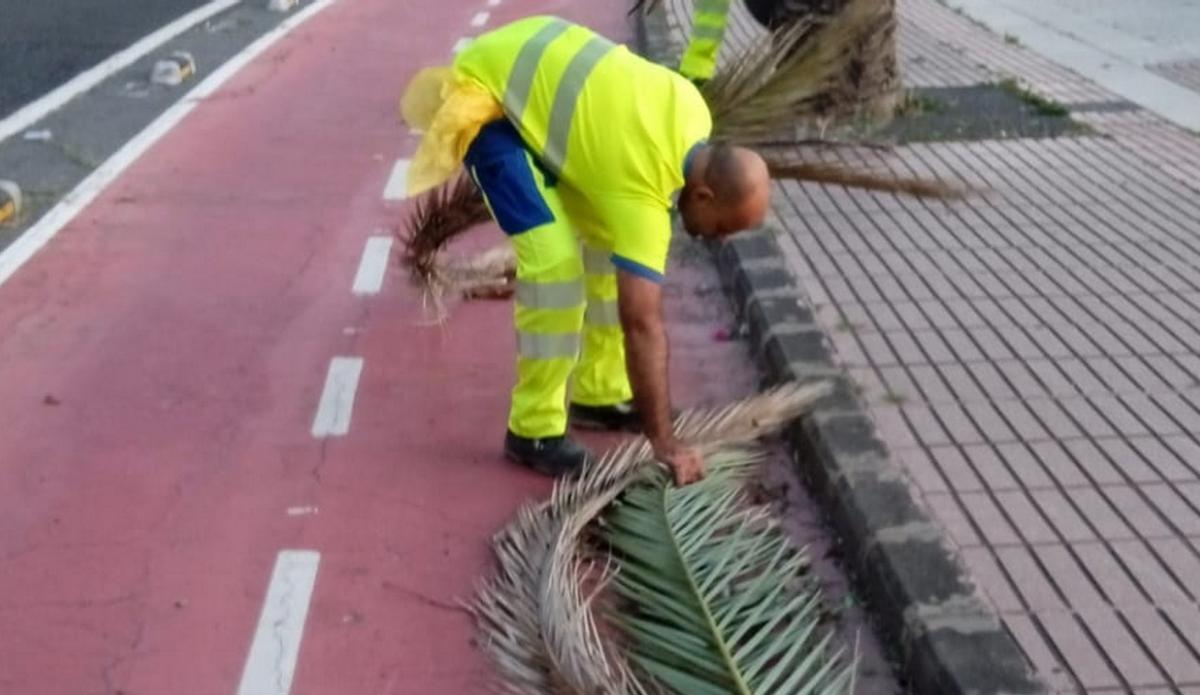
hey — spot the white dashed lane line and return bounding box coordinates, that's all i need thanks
[470,11,490,27]
[351,235,393,295]
[381,158,410,201]
[236,550,320,695]
[311,356,364,438]
[453,37,473,54]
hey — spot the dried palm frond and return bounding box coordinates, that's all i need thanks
[604,456,854,694]
[766,157,969,199]
[442,241,517,299]
[396,172,493,314]
[474,382,836,694]
[704,0,894,143]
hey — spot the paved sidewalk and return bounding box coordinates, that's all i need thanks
[661,0,1200,692]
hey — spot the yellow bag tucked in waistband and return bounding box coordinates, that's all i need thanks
[400,66,503,196]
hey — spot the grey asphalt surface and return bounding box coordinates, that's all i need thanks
[0,0,213,118]
[0,0,308,250]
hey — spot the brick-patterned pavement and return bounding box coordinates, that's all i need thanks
[661,0,1200,691]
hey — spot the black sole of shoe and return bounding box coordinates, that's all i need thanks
[569,414,642,432]
[504,449,582,477]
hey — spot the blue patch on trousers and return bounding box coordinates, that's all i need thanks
[465,120,556,235]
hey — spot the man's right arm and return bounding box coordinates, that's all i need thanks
[616,269,705,486]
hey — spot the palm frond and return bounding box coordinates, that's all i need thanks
[766,157,968,199]
[629,0,663,16]
[604,455,854,694]
[474,382,837,694]
[704,0,894,143]
[396,172,495,317]
[443,242,517,299]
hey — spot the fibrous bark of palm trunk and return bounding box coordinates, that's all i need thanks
[746,0,901,124]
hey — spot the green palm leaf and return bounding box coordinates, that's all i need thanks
[473,383,840,694]
[604,451,854,695]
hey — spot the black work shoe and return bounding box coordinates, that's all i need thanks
[503,431,591,477]
[569,401,643,432]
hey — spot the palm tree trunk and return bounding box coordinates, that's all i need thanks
[746,0,901,123]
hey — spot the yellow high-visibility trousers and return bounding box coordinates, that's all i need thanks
[679,0,732,81]
[466,121,632,439]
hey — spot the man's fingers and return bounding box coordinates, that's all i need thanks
[672,459,705,486]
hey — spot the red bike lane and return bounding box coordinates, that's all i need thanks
[0,1,710,693]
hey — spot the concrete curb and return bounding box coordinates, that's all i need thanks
[715,230,1044,694]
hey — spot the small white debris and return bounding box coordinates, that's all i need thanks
[205,17,240,33]
[122,80,152,98]
[22,129,52,142]
[151,51,197,86]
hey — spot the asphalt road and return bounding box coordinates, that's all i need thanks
[0,0,213,118]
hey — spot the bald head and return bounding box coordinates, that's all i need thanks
[679,144,770,240]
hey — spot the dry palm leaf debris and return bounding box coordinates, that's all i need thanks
[704,0,961,198]
[395,172,510,319]
[473,382,857,694]
[699,3,888,142]
[765,157,966,199]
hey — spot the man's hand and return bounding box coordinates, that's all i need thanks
[653,438,706,486]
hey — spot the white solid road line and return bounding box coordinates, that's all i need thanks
[311,356,364,438]
[487,0,501,6]
[236,550,320,695]
[470,11,490,27]
[351,236,393,295]
[382,159,411,201]
[453,37,473,54]
[0,0,341,290]
[0,0,242,145]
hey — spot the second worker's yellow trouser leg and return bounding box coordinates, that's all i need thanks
[679,0,732,81]
[572,244,633,406]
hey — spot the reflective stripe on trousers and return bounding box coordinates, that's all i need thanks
[515,278,585,310]
[516,330,581,359]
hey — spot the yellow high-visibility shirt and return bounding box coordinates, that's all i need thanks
[455,16,712,281]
